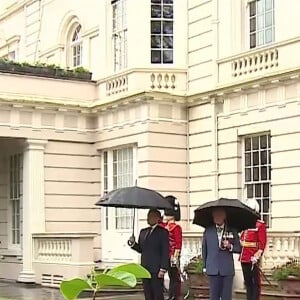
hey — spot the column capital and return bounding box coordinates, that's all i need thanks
[25,139,47,151]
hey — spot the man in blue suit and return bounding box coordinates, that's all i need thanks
[202,207,241,300]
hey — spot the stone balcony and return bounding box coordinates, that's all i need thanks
[0,67,187,108]
[217,36,300,86]
[97,68,187,102]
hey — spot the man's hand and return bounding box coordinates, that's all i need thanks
[254,249,263,260]
[127,235,135,247]
[222,239,232,249]
[158,269,166,278]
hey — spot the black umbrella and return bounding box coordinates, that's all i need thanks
[96,186,173,209]
[193,198,259,232]
[95,186,173,236]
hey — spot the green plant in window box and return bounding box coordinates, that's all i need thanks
[184,255,209,298]
[272,259,300,295]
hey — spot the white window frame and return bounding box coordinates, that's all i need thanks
[7,153,23,250]
[242,133,272,226]
[112,0,128,72]
[150,0,174,64]
[70,24,83,68]
[247,0,275,49]
[102,146,137,232]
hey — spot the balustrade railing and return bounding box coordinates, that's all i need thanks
[33,233,95,264]
[218,37,300,85]
[98,68,187,100]
[181,231,300,270]
[232,48,278,77]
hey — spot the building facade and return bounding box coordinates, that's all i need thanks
[0,0,299,286]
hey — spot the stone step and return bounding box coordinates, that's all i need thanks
[261,280,281,291]
[235,289,300,300]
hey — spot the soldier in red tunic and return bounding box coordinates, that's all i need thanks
[240,199,267,300]
[161,195,182,300]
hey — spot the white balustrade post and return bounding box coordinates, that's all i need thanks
[18,139,47,283]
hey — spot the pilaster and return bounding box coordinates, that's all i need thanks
[18,139,47,283]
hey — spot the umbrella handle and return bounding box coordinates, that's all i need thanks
[132,208,136,237]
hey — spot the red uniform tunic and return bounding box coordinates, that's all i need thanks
[161,222,182,257]
[240,220,267,263]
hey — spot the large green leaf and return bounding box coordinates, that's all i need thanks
[60,278,92,300]
[95,272,137,288]
[108,263,151,279]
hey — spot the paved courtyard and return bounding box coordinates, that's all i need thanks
[0,280,144,300]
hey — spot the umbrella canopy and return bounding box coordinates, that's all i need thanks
[95,186,173,210]
[193,198,260,232]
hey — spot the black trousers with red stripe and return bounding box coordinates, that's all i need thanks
[241,263,261,300]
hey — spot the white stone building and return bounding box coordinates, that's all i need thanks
[0,0,299,287]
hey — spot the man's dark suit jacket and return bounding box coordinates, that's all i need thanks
[131,225,169,274]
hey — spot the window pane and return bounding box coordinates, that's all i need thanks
[245,152,252,167]
[252,136,259,150]
[265,11,273,27]
[163,0,173,3]
[263,198,269,213]
[245,168,251,182]
[250,33,256,48]
[151,0,161,3]
[151,50,161,63]
[261,151,267,165]
[257,0,265,14]
[253,167,259,181]
[163,5,173,18]
[250,18,256,32]
[151,21,162,33]
[250,1,256,17]
[163,50,173,63]
[253,152,259,165]
[151,5,162,18]
[151,35,162,48]
[265,28,273,43]
[265,0,273,11]
[263,183,269,197]
[163,21,173,34]
[261,166,267,180]
[260,135,267,149]
[247,184,254,198]
[257,31,264,46]
[163,36,173,48]
[245,138,251,151]
[257,15,264,30]
[255,184,261,197]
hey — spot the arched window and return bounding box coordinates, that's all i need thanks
[70,24,82,67]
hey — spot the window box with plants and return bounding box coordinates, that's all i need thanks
[0,59,92,81]
[184,255,209,299]
[55,67,92,81]
[272,259,300,296]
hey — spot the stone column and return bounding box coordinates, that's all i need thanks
[18,139,47,283]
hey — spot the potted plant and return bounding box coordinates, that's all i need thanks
[184,255,209,299]
[60,263,150,300]
[272,259,300,295]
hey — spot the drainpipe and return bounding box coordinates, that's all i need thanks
[211,98,219,199]
[186,106,190,230]
[34,0,43,63]
[211,0,219,198]
[211,0,219,85]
